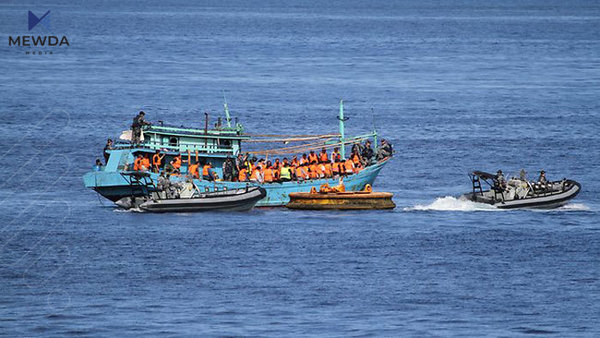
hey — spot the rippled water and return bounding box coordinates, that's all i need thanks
[1,0,599,336]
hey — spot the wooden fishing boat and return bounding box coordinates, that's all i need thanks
[83,100,392,207]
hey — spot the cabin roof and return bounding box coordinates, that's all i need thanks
[146,125,250,140]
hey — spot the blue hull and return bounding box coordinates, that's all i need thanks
[83,159,389,207]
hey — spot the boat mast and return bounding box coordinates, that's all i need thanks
[223,92,232,128]
[338,99,347,159]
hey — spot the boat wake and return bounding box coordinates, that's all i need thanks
[404,197,592,212]
[404,196,499,212]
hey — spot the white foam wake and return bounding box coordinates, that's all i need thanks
[404,196,499,212]
[556,203,591,211]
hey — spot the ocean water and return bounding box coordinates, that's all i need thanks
[1,0,600,336]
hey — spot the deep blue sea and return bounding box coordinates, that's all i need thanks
[1,0,599,336]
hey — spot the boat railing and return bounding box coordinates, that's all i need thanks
[112,140,235,154]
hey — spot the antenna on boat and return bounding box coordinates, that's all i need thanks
[337,99,348,159]
[223,91,232,129]
[371,107,378,153]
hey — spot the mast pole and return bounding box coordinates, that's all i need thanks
[339,99,346,159]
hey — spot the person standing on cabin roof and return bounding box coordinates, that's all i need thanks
[152,150,165,173]
[103,139,113,164]
[131,111,150,144]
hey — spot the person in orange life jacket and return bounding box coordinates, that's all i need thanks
[295,165,308,181]
[344,157,356,174]
[313,160,324,178]
[263,163,275,183]
[202,162,214,181]
[152,150,165,173]
[133,154,143,171]
[173,154,182,170]
[299,153,308,165]
[291,155,299,167]
[140,155,151,172]
[165,159,179,175]
[187,150,200,179]
[331,147,341,163]
[319,148,328,163]
[309,161,319,179]
[308,150,318,164]
[332,157,341,177]
[238,166,249,182]
[319,161,329,178]
[250,165,264,183]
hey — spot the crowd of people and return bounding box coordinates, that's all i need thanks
[128,138,393,184]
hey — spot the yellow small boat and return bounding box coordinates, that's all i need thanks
[286,184,395,210]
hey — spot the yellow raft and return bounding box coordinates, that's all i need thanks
[286,184,395,210]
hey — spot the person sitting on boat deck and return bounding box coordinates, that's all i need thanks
[238,166,249,182]
[295,164,308,181]
[308,161,319,179]
[361,140,374,166]
[152,150,165,173]
[131,111,151,144]
[250,166,264,183]
[299,153,308,166]
[94,159,103,171]
[291,155,299,167]
[280,163,292,182]
[263,163,275,183]
[351,149,363,171]
[332,158,341,177]
[165,159,179,176]
[376,139,393,160]
[309,150,319,164]
[322,159,333,178]
[273,158,281,170]
[319,148,328,163]
[538,170,547,184]
[344,157,356,175]
[103,139,113,164]
[202,162,215,181]
[331,147,341,163]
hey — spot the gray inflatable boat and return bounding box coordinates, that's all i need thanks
[116,185,266,212]
[462,171,581,209]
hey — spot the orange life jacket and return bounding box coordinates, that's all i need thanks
[344,159,355,173]
[332,162,340,173]
[264,168,274,182]
[173,156,182,169]
[202,165,211,176]
[309,164,318,179]
[299,157,308,165]
[141,158,150,170]
[133,158,142,171]
[324,163,332,177]
[296,166,307,180]
[309,153,318,163]
[238,168,248,181]
[319,152,328,162]
[152,154,162,166]
[250,169,261,182]
[188,164,199,178]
